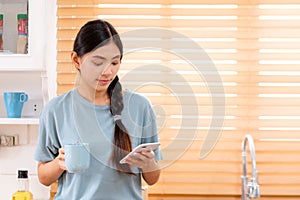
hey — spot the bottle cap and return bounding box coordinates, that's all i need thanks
[0,14,3,20]
[17,14,27,20]
[18,170,28,179]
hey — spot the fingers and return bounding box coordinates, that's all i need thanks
[58,148,66,171]
[59,147,65,156]
[58,148,65,161]
[140,149,155,160]
[124,149,155,169]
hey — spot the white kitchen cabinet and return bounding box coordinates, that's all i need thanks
[0,0,56,124]
[0,0,45,70]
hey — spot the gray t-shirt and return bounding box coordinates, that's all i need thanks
[34,88,162,200]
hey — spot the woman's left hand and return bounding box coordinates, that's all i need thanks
[124,149,157,172]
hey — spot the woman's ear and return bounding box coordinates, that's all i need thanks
[71,51,80,70]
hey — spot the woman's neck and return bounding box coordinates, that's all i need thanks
[77,86,110,105]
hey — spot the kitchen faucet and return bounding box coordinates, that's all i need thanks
[241,134,260,200]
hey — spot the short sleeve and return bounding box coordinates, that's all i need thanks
[34,108,61,162]
[141,103,163,161]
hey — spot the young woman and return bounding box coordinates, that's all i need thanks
[35,19,162,200]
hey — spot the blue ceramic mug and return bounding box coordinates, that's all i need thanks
[3,92,28,118]
[65,143,90,173]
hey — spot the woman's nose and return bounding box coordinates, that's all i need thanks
[101,63,113,75]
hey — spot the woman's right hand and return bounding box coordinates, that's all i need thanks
[37,148,67,186]
[58,148,67,171]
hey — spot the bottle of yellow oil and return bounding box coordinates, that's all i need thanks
[12,170,33,200]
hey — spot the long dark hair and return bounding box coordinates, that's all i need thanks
[73,19,133,174]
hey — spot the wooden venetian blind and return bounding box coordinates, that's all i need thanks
[56,0,300,198]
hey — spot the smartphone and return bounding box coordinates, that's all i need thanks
[120,142,160,164]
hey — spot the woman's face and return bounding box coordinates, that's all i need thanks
[76,41,121,92]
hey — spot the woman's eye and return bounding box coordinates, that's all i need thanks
[112,62,119,66]
[93,62,103,66]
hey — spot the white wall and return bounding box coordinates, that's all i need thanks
[44,0,57,100]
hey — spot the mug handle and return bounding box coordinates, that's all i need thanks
[20,93,28,102]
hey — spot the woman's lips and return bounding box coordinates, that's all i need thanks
[97,79,111,85]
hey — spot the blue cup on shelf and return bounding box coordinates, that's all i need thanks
[3,92,28,118]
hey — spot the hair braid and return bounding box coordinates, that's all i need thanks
[108,76,134,175]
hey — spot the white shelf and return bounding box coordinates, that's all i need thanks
[0,118,39,125]
[0,0,27,3]
[0,67,46,72]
